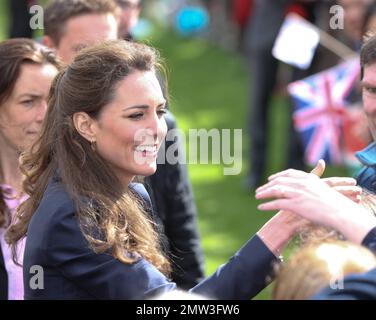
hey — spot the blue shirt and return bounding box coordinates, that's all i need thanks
[355,142,376,193]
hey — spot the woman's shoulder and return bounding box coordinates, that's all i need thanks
[40,180,75,216]
[28,179,76,238]
[25,179,79,265]
[28,181,152,245]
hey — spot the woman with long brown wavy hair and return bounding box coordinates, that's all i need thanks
[0,38,59,300]
[6,39,362,299]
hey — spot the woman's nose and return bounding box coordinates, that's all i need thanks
[36,100,48,122]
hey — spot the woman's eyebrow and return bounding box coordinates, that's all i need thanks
[122,105,149,111]
[123,100,167,111]
[17,93,42,99]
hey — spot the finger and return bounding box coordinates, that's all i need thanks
[257,199,292,212]
[268,168,308,181]
[257,176,312,194]
[322,177,357,187]
[256,177,293,194]
[338,194,362,203]
[347,195,362,203]
[335,194,361,203]
[332,186,362,204]
[333,186,362,201]
[256,185,296,200]
[332,185,362,195]
[311,159,326,177]
[256,178,281,193]
[256,179,282,193]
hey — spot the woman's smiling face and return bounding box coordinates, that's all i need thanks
[92,70,167,185]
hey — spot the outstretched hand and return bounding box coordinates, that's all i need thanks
[255,160,327,254]
[312,159,361,203]
[255,160,376,246]
[255,161,368,232]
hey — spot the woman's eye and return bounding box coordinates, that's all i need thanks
[21,100,34,107]
[128,112,144,120]
[157,109,167,117]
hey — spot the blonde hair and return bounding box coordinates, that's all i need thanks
[273,240,376,300]
[360,188,376,216]
[298,224,342,245]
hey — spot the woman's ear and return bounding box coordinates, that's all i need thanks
[72,112,97,142]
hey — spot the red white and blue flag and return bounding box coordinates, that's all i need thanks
[287,57,361,165]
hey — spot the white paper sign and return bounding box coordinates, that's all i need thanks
[272,13,320,69]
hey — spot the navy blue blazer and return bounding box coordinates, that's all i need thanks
[23,177,277,299]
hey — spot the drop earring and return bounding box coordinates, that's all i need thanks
[91,139,97,152]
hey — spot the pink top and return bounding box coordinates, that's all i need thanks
[0,185,27,300]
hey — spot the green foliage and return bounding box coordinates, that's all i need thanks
[0,0,10,41]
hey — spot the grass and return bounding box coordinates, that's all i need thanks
[0,5,349,299]
[0,0,9,40]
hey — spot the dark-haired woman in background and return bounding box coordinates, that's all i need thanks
[0,38,59,299]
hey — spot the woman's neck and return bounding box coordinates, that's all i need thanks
[0,139,22,194]
[111,166,134,189]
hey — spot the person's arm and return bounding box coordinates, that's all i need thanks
[189,235,277,299]
[257,210,307,257]
[256,168,376,244]
[189,209,307,299]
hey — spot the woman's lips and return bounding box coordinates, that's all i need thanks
[134,144,158,158]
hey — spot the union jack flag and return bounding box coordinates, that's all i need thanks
[287,57,361,165]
